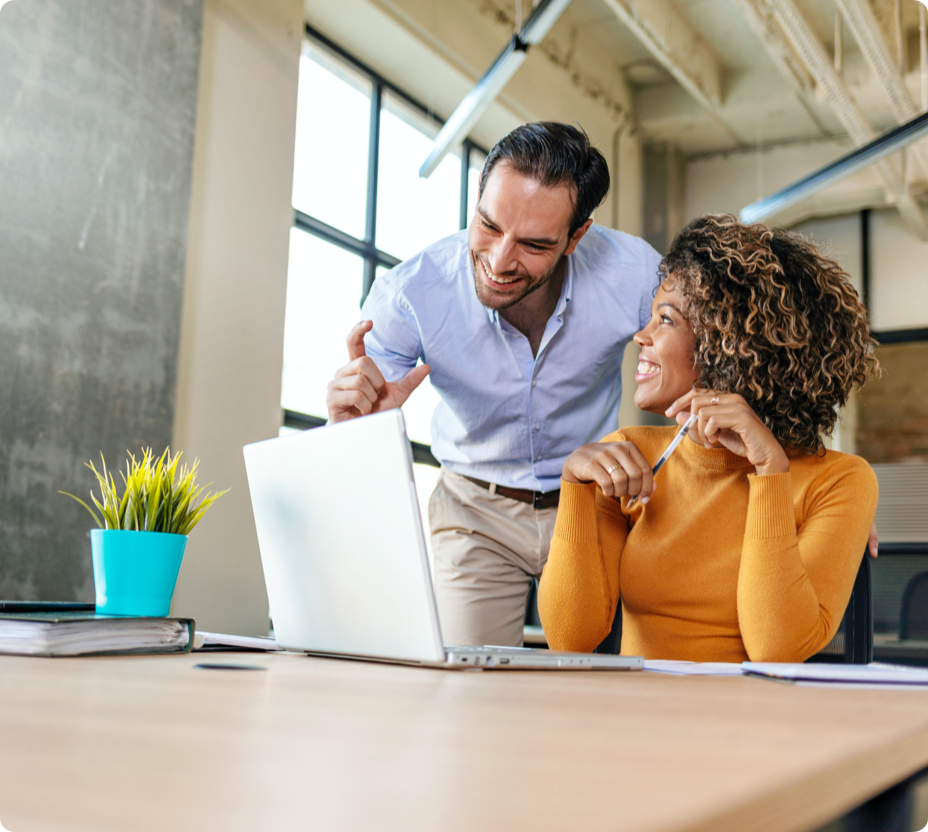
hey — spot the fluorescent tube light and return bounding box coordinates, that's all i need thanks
[419,0,573,179]
[741,110,928,224]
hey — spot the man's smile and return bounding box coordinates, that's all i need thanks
[475,254,525,287]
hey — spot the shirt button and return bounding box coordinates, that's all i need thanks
[531,380,537,388]
[534,423,541,431]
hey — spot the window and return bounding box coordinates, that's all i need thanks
[282,29,488,472]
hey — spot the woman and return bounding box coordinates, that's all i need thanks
[538,215,879,663]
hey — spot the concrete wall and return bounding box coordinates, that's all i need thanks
[0,0,203,600]
[169,0,301,635]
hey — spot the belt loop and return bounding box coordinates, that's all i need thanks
[488,482,497,495]
[533,491,542,510]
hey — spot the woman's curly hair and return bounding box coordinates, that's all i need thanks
[661,214,879,455]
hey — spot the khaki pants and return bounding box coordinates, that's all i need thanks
[428,468,558,647]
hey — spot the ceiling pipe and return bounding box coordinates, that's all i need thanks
[762,0,928,240]
[920,1,927,112]
[741,110,928,224]
[418,0,573,179]
[837,0,928,181]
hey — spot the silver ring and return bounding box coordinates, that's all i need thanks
[606,464,620,475]
[710,396,720,405]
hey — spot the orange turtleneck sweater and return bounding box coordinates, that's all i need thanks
[538,426,879,663]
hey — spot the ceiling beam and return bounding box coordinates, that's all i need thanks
[600,0,722,111]
[837,0,928,181]
[731,0,826,133]
[757,0,928,240]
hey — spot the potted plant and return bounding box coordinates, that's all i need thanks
[62,448,227,617]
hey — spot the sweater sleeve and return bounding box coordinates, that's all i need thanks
[737,460,879,662]
[538,481,630,653]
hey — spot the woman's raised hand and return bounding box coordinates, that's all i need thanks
[562,441,656,503]
[666,390,790,477]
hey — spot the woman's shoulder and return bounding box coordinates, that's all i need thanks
[792,449,878,494]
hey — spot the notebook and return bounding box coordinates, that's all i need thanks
[243,410,642,671]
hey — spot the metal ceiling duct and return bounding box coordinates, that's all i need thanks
[418,0,573,179]
[837,0,928,181]
[761,0,928,239]
[740,110,928,224]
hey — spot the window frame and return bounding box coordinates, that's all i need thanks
[283,26,489,467]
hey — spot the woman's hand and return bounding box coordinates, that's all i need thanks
[562,441,656,502]
[666,390,790,477]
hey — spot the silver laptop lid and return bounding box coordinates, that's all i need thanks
[243,411,445,663]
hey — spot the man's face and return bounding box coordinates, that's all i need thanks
[467,164,580,310]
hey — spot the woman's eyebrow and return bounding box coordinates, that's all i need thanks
[656,302,683,314]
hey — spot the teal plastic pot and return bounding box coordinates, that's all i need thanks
[91,529,188,617]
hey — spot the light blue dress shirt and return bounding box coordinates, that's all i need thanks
[361,226,662,492]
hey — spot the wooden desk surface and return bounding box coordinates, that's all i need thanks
[1,652,928,832]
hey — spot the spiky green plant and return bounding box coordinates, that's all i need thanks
[61,448,228,535]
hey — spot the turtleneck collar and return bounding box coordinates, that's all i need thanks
[678,434,757,471]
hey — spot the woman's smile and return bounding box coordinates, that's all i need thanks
[635,357,660,382]
[632,281,700,414]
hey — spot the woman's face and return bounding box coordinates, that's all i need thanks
[632,280,700,414]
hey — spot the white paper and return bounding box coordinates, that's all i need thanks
[194,631,280,651]
[742,662,928,686]
[643,660,744,676]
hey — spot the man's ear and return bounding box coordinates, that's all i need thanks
[564,218,593,256]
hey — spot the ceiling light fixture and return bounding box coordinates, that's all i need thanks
[740,109,928,224]
[418,0,573,179]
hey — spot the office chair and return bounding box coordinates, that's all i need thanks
[807,550,872,664]
[592,549,873,663]
[900,571,928,641]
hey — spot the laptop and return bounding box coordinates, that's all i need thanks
[243,410,642,671]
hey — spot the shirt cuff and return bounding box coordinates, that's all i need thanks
[745,472,795,540]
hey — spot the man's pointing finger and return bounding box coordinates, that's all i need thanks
[346,320,373,361]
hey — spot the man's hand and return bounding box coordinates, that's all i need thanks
[869,523,879,558]
[326,321,431,423]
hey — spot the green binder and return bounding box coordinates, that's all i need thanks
[0,611,196,657]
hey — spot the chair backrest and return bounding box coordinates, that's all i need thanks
[808,551,872,664]
[593,549,873,663]
[900,571,928,640]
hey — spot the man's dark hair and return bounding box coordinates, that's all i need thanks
[478,122,610,238]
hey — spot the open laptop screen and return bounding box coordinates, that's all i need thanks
[243,411,445,663]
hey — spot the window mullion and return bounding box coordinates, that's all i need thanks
[362,82,383,305]
[460,139,472,231]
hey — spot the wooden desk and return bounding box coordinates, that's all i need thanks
[1,652,928,832]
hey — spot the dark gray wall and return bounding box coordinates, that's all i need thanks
[0,0,204,599]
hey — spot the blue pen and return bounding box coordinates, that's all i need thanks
[626,412,698,508]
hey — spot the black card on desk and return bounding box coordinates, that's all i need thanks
[0,601,96,613]
[0,611,195,657]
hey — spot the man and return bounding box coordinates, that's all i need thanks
[326,122,661,647]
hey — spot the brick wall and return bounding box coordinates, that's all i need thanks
[857,342,928,464]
